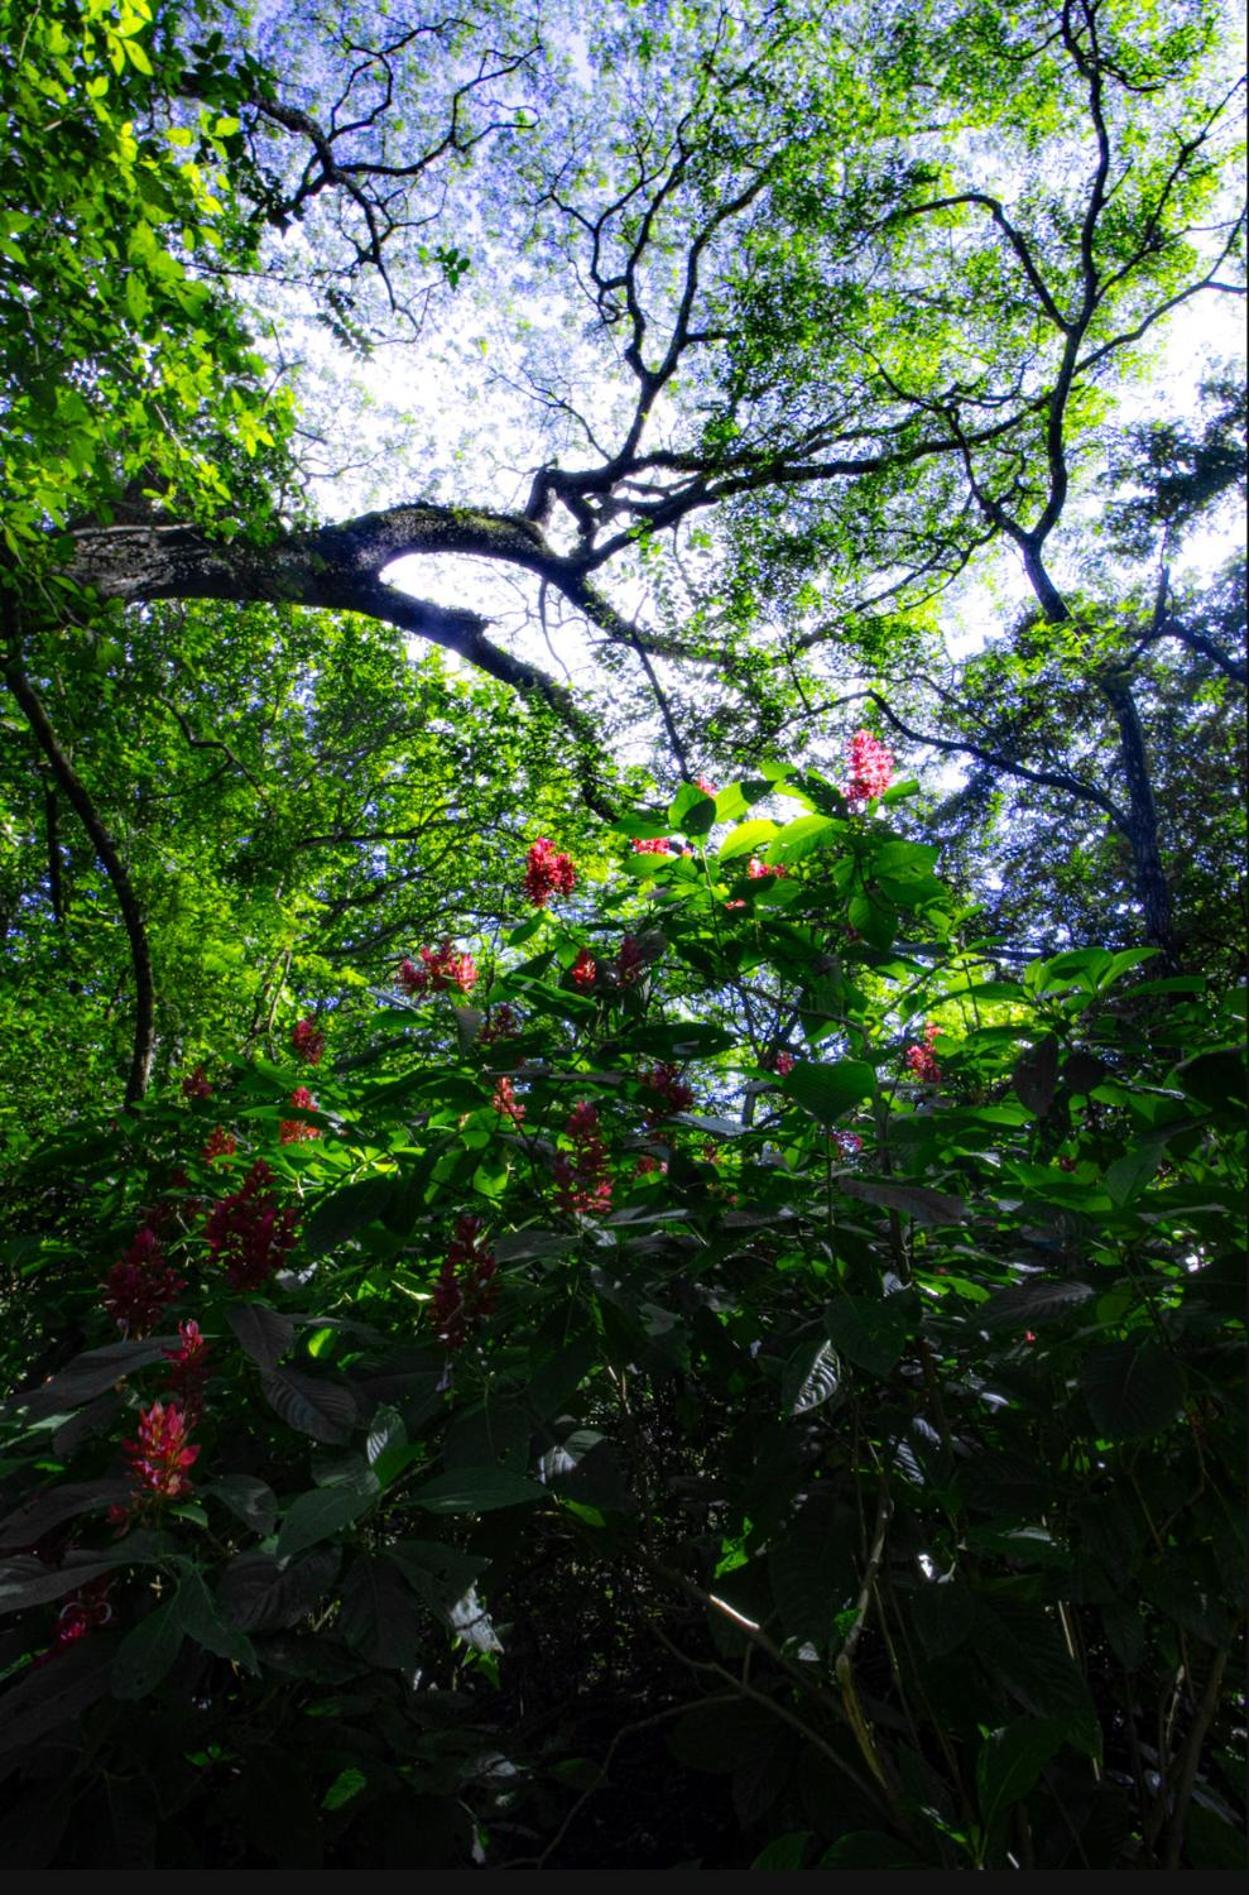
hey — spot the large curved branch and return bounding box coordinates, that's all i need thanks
[66,508,621,817]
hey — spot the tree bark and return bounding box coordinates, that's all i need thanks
[4,659,156,1107]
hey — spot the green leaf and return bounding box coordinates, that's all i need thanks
[1082,1342,1185,1439]
[303,1177,396,1256]
[1013,1036,1060,1117]
[226,1301,295,1369]
[175,1568,258,1672]
[205,1476,278,1537]
[409,1467,546,1514]
[837,1177,966,1226]
[669,783,717,835]
[260,1368,357,1445]
[824,1295,912,1377]
[977,1718,1068,1827]
[780,1058,875,1123]
[781,1338,845,1415]
[322,1767,368,1812]
[980,1279,1094,1331]
[112,1599,184,1700]
[819,1832,927,1868]
[751,1831,812,1868]
[276,1485,374,1560]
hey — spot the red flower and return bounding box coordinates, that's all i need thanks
[163,1319,210,1419]
[554,1102,613,1216]
[773,1050,795,1077]
[181,1065,213,1101]
[202,1126,237,1162]
[279,1087,321,1144]
[633,837,672,856]
[400,943,478,996]
[524,838,577,907]
[480,1002,520,1043]
[203,1160,299,1292]
[642,1062,694,1125]
[102,1225,186,1336]
[635,1154,667,1176]
[905,1022,941,1083]
[292,1018,326,1065]
[845,729,895,805]
[492,1074,527,1124]
[122,1400,199,1508]
[431,1215,499,1349]
[571,948,598,989]
[747,857,788,879]
[33,1578,113,1669]
[695,776,718,797]
[831,1130,863,1160]
[616,935,646,985]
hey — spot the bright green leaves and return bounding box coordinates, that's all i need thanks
[780,1058,875,1123]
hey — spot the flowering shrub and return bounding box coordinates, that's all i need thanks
[101,1225,186,1334]
[905,1020,941,1081]
[0,765,1243,1872]
[292,1017,326,1064]
[203,1158,300,1291]
[633,836,673,856]
[553,1100,613,1214]
[844,727,895,804]
[121,1400,199,1508]
[523,837,577,907]
[641,1061,694,1124]
[202,1125,237,1161]
[431,1214,499,1348]
[398,941,479,996]
[181,1065,213,1101]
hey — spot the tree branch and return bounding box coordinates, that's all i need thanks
[4,655,155,1107]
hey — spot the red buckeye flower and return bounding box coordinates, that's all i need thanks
[524,838,577,907]
[102,1225,186,1336]
[292,1018,326,1064]
[845,729,895,805]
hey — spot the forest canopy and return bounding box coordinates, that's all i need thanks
[0,0,1244,1872]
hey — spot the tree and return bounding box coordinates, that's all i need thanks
[0,1,1245,1871]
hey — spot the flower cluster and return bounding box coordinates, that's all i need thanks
[102,1225,186,1336]
[34,1578,113,1669]
[642,1062,694,1125]
[122,1400,199,1507]
[747,857,789,880]
[279,1086,321,1145]
[202,1125,237,1162]
[905,1023,941,1083]
[479,1003,520,1044]
[491,1074,526,1125]
[695,776,718,797]
[431,1215,499,1349]
[163,1319,210,1420]
[617,935,646,985]
[772,1050,796,1077]
[635,1153,667,1177]
[203,1159,299,1292]
[633,837,672,856]
[845,729,895,805]
[181,1065,213,1101]
[831,1130,863,1160]
[292,1018,326,1065]
[571,947,598,989]
[524,838,577,907]
[397,942,479,996]
[553,1101,613,1216]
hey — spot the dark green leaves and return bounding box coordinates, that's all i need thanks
[824,1296,913,1377]
[977,1719,1068,1827]
[1081,1342,1185,1439]
[408,1468,546,1514]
